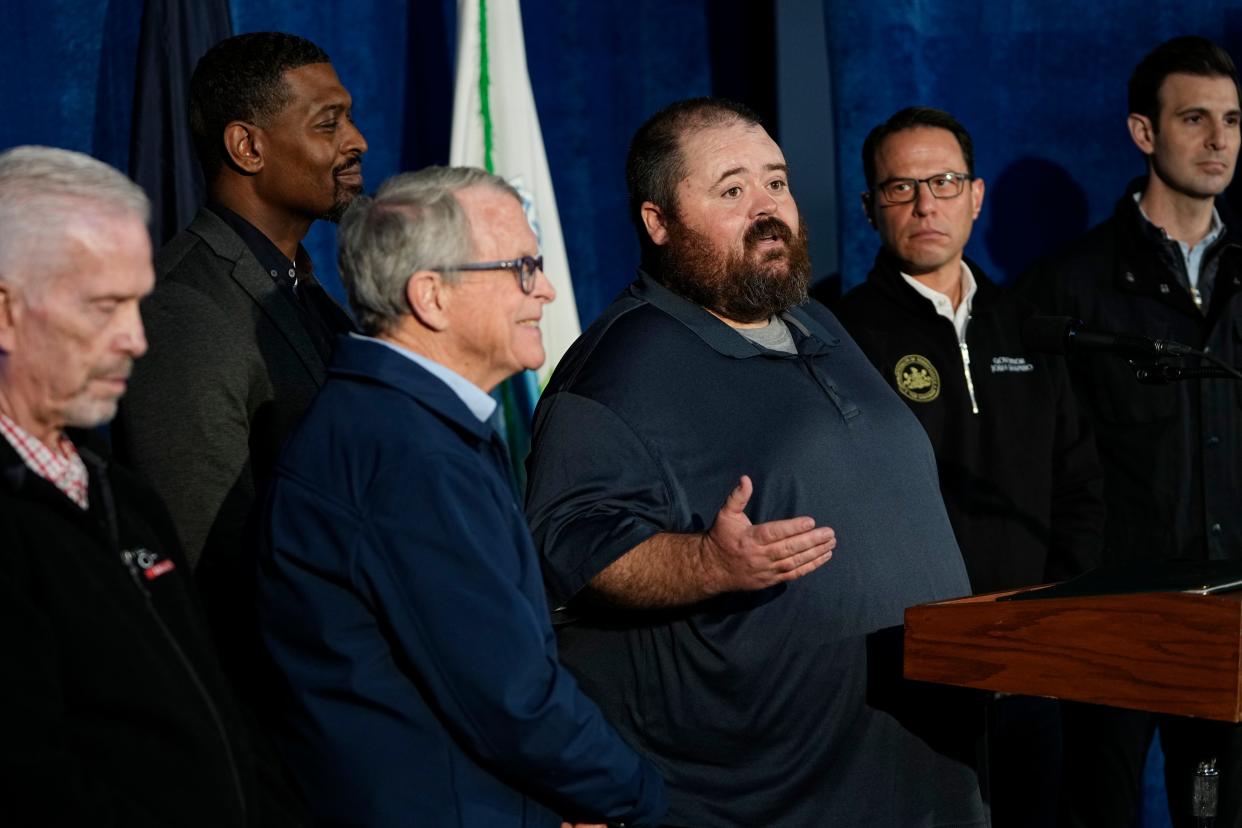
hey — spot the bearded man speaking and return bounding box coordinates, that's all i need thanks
[525,98,987,827]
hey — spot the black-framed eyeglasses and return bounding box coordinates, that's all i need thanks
[434,255,543,294]
[875,172,972,204]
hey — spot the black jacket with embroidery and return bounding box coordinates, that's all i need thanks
[836,251,1105,593]
[1022,183,1242,564]
[0,431,303,828]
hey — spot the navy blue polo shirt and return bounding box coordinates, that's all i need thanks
[526,272,985,827]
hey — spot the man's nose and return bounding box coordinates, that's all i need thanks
[1208,118,1231,150]
[344,119,368,156]
[748,186,780,219]
[912,180,938,214]
[123,305,148,358]
[532,262,557,304]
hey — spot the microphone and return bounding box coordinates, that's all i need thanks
[1021,316,1197,358]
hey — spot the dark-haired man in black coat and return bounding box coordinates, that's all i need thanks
[837,106,1104,828]
[1022,36,1242,828]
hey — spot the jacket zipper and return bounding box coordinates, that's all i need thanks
[959,340,980,414]
[99,474,248,823]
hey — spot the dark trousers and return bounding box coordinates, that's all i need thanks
[985,696,1061,828]
[1059,702,1242,828]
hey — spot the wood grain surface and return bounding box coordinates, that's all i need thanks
[904,589,1242,722]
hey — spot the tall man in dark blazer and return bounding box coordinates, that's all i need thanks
[114,32,366,671]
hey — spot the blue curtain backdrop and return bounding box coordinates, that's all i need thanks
[825,0,1242,291]
[0,0,772,327]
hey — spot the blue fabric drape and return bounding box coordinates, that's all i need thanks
[130,0,232,245]
[1,0,768,327]
[0,0,142,170]
[825,1,1242,290]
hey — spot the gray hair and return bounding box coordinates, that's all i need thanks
[0,146,150,292]
[337,165,521,335]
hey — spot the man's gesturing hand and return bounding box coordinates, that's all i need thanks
[698,475,836,593]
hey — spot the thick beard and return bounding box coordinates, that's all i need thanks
[656,215,812,324]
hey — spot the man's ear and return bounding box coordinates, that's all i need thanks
[970,176,986,220]
[641,201,670,246]
[1128,113,1156,156]
[223,122,263,175]
[860,191,876,229]
[0,283,17,353]
[405,270,451,332]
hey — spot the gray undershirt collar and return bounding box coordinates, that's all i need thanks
[736,315,797,354]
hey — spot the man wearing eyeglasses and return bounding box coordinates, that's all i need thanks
[253,166,666,828]
[835,106,1104,828]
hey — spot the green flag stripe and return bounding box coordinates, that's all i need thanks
[478,0,495,174]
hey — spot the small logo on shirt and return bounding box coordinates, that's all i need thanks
[122,547,177,581]
[991,356,1035,374]
[895,354,940,403]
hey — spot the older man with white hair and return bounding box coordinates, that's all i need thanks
[0,146,303,828]
[256,165,666,828]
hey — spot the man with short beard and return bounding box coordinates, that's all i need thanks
[114,32,365,682]
[525,97,986,827]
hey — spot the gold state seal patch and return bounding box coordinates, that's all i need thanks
[894,354,940,403]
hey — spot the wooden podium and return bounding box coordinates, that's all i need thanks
[904,587,1242,722]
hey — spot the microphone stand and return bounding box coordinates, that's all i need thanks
[1127,348,1242,385]
[1115,348,1238,827]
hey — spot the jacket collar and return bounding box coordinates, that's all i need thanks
[327,335,493,442]
[865,247,998,315]
[1112,178,1242,306]
[631,269,840,359]
[0,427,112,528]
[207,201,314,279]
[187,207,330,380]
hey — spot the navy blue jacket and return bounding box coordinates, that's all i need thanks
[257,335,666,828]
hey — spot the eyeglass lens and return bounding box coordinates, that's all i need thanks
[518,256,543,293]
[881,174,967,203]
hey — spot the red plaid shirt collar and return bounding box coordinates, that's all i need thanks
[0,413,89,509]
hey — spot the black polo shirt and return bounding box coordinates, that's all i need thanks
[526,271,985,827]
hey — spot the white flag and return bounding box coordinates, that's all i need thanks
[450,0,581,386]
